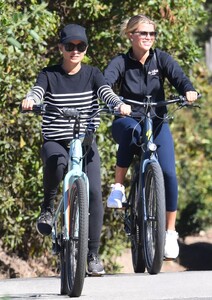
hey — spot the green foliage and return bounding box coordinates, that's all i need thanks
[174,63,212,236]
[194,0,212,46]
[47,0,207,71]
[0,0,211,274]
[0,0,59,256]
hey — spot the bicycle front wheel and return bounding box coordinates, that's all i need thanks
[141,162,166,274]
[65,177,89,297]
[60,211,67,295]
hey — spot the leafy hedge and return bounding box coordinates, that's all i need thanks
[0,1,59,258]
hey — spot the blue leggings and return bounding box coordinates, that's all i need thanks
[112,117,178,211]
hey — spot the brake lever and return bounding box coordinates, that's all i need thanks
[178,101,201,109]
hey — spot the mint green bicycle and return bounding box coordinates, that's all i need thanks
[23,104,108,297]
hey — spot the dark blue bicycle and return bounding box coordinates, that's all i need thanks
[121,95,200,274]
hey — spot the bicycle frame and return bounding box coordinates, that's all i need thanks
[122,94,200,274]
[124,95,192,188]
[52,138,89,244]
[23,104,108,257]
[122,97,166,273]
[21,104,111,296]
[138,110,161,225]
[141,111,158,168]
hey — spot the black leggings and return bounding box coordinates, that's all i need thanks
[40,139,104,254]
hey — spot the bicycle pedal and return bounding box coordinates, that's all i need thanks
[122,202,129,209]
[124,220,131,235]
[125,230,131,236]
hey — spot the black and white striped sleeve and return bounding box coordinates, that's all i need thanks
[26,70,47,103]
[97,85,123,108]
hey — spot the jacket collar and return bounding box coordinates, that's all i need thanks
[127,47,154,62]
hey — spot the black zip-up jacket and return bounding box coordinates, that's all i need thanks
[104,48,196,117]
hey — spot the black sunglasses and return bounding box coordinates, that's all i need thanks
[132,31,157,38]
[64,42,87,52]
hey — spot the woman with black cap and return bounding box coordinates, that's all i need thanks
[22,23,129,275]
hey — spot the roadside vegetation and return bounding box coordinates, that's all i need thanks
[0,0,211,274]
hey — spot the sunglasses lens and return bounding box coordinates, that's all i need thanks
[64,43,74,51]
[150,32,157,37]
[140,31,156,37]
[132,31,157,38]
[77,43,87,52]
[64,43,87,52]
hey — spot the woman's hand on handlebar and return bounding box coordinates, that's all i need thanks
[21,98,35,110]
[185,91,198,103]
[117,103,132,115]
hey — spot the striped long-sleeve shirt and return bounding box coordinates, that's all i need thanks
[27,64,123,141]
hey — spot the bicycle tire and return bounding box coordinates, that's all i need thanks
[60,211,67,295]
[141,162,166,274]
[65,177,89,297]
[129,170,145,273]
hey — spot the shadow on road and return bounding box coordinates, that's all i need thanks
[178,241,212,270]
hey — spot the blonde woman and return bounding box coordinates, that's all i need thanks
[104,15,198,259]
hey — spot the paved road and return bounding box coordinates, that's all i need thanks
[0,271,212,300]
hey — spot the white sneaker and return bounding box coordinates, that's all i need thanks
[107,183,126,208]
[164,230,179,259]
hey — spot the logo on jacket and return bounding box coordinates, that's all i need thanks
[148,69,159,76]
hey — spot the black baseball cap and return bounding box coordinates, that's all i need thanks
[60,24,88,45]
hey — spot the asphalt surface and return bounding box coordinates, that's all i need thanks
[0,271,212,300]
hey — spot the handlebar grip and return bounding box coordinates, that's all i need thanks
[20,104,42,114]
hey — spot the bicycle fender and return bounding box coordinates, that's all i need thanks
[141,157,158,173]
[63,171,89,240]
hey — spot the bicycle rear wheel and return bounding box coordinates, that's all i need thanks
[129,171,145,273]
[141,162,166,274]
[65,177,89,297]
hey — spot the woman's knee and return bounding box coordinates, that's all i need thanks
[112,118,141,144]
[45,154,67,173]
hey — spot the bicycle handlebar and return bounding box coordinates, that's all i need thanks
[21,103,111,119]
[21,94,201,120]
[122,94,201,108]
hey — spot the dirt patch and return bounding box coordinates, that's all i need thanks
[0,241,55,279]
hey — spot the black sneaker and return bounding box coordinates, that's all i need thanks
[87,253,105,276]
[36,206,53,236]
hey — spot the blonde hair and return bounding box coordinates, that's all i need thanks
[120,14,157,37]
